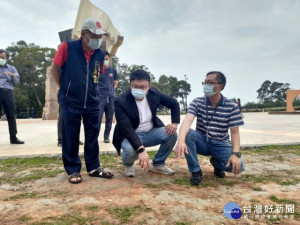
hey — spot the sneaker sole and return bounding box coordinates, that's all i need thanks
[125,174,135,177]
[149,168,174,175]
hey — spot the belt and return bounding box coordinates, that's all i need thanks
[0,88,13,91]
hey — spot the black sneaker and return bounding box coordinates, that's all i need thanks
[210,157,225,178]
[190,170,202,185]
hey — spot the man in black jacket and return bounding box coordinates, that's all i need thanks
[113,69,180,177]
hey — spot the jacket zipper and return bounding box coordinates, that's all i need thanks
[84,61,89,109]
[66,81,71,96]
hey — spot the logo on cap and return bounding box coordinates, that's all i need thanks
[96,21,101,28]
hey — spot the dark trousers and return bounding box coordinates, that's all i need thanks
[61,105,101,175]
[101,96,114,139]
[57,104,62,143]
[0,89,17,140]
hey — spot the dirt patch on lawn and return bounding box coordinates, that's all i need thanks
[0,148,299,225]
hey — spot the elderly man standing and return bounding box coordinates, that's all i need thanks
[113,69,180,177]
[50,18,114,184]
[0,49,24,144]
[175,71,245,185]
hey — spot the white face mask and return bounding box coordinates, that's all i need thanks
[0,58,6,66]
[104,59,109,67]
[87,37,102,50]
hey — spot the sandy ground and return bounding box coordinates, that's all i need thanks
[0,150,299,225]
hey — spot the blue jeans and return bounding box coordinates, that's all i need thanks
[185,129,245,173]
[121,127,177,167]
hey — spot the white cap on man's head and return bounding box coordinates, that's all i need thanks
[81,18,106,35]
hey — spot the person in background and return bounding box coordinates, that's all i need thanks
[0,49,24,144]
[98,51,118,143]
[237,98,242,112]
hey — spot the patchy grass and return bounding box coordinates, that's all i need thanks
[106,205,151,224]
[249,198,260,203]
[32,211,97,225]
[145,183,163,188]
[85,205,99,211]
[252,186,264,191]
[18,215,32,223]
[269,195,298,205]
[241,174,300,186]
[242,145,300,156]
[172,175,237,188]
[4,191,42,201]
[0,157,62,171]
[53,190,69,196]
[172,177,191,186]
[0,168,65,185]
[0,156,65,185]
[175,221,192,225]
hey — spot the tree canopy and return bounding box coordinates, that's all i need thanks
[256,80,290,107]
[6,40,56,117]
[112,57,191,111]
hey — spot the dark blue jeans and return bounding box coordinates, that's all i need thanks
[62,105,101,175]
[185,129,245,173]
[121,127,177,167]
[103,96,114,139]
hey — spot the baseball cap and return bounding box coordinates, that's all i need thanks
[81,18,106,35]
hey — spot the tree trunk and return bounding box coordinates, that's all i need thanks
[31,85,42,107]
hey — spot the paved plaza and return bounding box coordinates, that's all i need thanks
[0,112,299,158]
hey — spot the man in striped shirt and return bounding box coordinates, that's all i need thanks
[175,71,245,185]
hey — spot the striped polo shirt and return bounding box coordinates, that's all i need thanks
[187,95,244,142]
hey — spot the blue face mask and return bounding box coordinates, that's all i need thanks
[203,84,216,97]
[87,37,102,50]
[131,88,147,100]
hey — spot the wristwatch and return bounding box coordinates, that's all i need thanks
[137,147,145,154]
[232,152,241,158]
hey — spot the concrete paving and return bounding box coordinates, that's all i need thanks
[0,112,300,158]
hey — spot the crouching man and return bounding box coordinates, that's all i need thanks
[175,71,245,185]
[113,69,180,177]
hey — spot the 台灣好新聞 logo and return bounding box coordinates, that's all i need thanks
[223,202,242,219]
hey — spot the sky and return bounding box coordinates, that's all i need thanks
[1,0,300,105]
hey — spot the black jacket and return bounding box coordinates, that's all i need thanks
[113,87,180,155]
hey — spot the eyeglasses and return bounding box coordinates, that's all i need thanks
[202,81,221,85]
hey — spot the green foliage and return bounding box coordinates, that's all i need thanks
[112,56,191,110]
[256,80,290,106]
[5,40,56,118]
